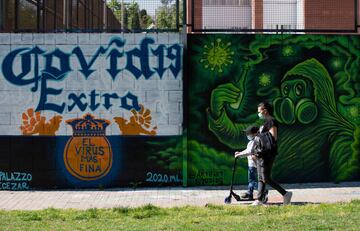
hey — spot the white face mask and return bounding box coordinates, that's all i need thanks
[247,135,254,141]
[258,112,265,119]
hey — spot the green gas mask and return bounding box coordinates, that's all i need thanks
[273,78,318,125]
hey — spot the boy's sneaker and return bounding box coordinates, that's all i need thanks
[240,192,254,201]
[283,191,293,205]
[251,200,264,206]
[262,190,269,203]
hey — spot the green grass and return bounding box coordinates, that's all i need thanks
[1,201,360,231]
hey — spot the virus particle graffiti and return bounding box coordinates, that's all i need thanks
[346,105,360,124]
[349,106,358,117]
[114,104,157,136]
[282,45,295,57]
[199,38,234,73]
[20,108,62,136]
[330,57,343,70]
[259,73,272,87]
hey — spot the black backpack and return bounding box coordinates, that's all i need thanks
[252,131,277,157]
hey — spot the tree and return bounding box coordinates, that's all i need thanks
[107,0,127,30]
[107,0,121,22]
[155,0,182,30]
[127,1,140,30]
[107,0,153,31]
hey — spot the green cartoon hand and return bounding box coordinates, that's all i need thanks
[210,83,241,119]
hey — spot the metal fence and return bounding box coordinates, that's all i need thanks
[191,0,358,33]
[2,0,358,33]
[106,0,182,32]
[0,0,183,33]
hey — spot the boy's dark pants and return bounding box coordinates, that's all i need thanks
[248,166,258,197]
[256,155,286,201]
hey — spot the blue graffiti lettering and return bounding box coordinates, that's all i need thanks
[0,171,32,191]
[89,90,100,111]
[103,93,119,110]
[152,45,166,78]
[2,47,45,92]
[0,37,182,114]
[125,38,155,79]
[59,90,140,112]
[73,47,102,78]
[106,49,124,80]
[68,93,88,112]
[36,77,66,113]
[121,92,141,111]
[167,44,182,77]
[43,49,71,81]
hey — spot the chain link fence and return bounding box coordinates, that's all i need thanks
[107,0,182,32]
[0,0,183,33]
[191,0,358,33]
[1,0,358,33]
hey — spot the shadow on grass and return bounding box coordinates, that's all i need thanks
[266,202,320,206]
[229,201,320,206]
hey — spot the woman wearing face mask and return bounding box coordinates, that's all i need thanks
[253,101,292,206]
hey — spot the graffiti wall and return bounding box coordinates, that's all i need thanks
[2,33,359,189]
[187,34,360,186]
[0,33,183,189]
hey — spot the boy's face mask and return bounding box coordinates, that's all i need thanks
[247,135,254,141]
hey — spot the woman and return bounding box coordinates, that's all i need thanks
[252,101,292,206]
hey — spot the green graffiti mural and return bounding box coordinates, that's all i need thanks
[188,35,360,186]
[199,38,235,73]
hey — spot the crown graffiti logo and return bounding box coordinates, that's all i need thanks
[66,114,110,137]
[64,114,113,181]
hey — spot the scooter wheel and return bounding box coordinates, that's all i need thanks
[224,196,232,204]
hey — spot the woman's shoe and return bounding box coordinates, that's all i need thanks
[283,191,293,205]
[262,189,269,203]
[251,200,264,206]
[240,192,254,201]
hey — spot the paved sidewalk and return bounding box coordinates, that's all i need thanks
[0,182,360,210]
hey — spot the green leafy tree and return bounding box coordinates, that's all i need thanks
[156,0,182,30]
[107,0,127,29]
[127,1,140,30]
[107,0,153,30]
[107,0,121,21]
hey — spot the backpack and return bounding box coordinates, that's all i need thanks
[252,131,277,157]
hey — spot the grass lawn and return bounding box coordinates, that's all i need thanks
[1,200,360,231]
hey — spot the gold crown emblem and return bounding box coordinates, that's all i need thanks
[66,114,110,137]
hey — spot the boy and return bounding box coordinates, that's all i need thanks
[234,125,268,202]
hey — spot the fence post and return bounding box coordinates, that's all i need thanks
[121,0,124,33]
[0,0,3,31]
